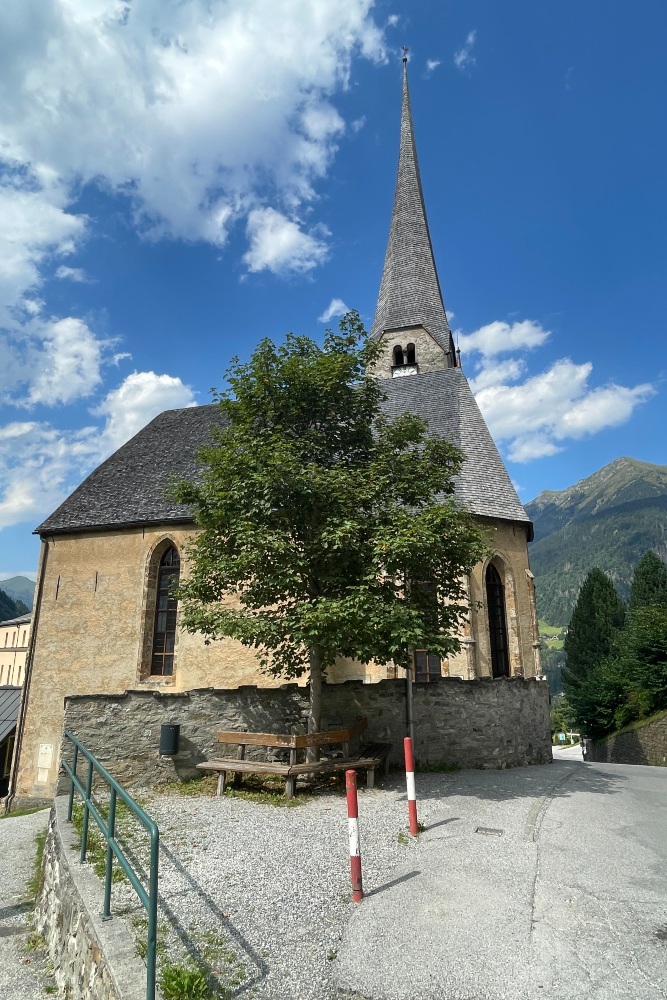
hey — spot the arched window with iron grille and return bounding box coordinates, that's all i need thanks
[393,345,404,366]
[486,563,510,678]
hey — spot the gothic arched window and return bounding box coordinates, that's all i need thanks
[150,547,180,676]
[406,343,416,365]
[486,563,510,678]
[393,345,404,366]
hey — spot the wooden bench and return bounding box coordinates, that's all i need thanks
[196,718,391,798]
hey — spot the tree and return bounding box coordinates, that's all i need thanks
[173,313,487,738]
[562,568,625,729]
[629,550,667,611]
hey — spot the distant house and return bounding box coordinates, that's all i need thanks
[0,613,31,687]
[0,686,22,799]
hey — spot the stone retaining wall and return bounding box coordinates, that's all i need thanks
[588,711,667,766]
[35,797,146,1000]
[60,677,551,790]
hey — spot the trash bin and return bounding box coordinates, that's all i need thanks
[159,723,180,756]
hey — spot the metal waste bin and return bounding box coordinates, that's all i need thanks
[159,723,180,756]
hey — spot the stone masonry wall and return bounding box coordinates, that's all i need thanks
[60,677,552,791]
[588,711,667,766]
[36,798,146,1000]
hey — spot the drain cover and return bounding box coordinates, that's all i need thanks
[475,826,503,836]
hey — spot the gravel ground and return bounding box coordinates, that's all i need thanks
[0,807,51,1000]
[109,772,456,1000]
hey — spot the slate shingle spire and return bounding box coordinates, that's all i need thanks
[371,53,457,365]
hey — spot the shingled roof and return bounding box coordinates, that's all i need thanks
[35,405,226,535]
[371,56,456,361]
[36,372,531,537]
[0,686,21,744]
[379,370,532,533]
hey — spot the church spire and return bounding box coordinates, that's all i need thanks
[371,52,457,366]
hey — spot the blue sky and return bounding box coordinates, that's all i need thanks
[0,0,665,579]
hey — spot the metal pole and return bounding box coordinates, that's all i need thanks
[345,769,363,903]
[80,758,93,863]
[404,736,419,835]
[146,824,160,1000]
[103,787,116,919]
[405,658,415,747]
[67,742,78,821]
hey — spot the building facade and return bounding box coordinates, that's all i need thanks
[0,613,31,687]
[14,59,541,803]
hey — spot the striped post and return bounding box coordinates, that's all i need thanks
[404,736,419,835]
[346,769,364,903]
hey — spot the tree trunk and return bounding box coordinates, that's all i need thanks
[307,645,323,763]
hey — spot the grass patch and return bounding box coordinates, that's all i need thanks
[601,707,667,740]
[160,963,220,1000]
[162,774,220,797]
[415,761,460,773]
[539,620,565,636]
[0,805,49,820]
[70,802,136,883]
[26,829,47,904]
[25,930,47,953]
[397,830,410,845]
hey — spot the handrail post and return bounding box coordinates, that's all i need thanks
[103,787,116,919]
[80,757,93,863]
[67,742,78,821]
[146,826,159,1000]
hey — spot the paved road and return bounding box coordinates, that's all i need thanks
[0,808,50,999]
[336,759,667,1000]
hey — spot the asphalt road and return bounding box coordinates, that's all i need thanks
[335,758,667,1000]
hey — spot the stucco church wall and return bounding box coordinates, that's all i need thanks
[57,677,551,794]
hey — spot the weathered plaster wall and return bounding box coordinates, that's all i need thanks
[587,711,667,766]
[35,798,146,1000]
[17,510,541,801]
[371,326,448,378]
[58,677,552,792]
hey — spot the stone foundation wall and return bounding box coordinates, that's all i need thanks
[588,711,667,766]
[60,677,552,791]
[35,798,146,1000]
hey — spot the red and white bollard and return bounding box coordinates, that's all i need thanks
[345,769,364,902]
[404,736,419,835]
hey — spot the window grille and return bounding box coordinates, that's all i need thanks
[486,563,510,678]
[150,547,180,676]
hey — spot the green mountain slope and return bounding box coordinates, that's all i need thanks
[527,458,667,626]
[0,575,35,610]
[0,587,23,622]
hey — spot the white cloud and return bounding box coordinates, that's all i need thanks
[387,15,400,27]
[54,265,90,283]
[461,319,655,462]
[0,371,197,531]
[425,59,441,75]
[27,317,103,406]
[93,371,197,454]
[318,297,350,323]
[454,30,477,71]
[351,116,367,133]
[243,208,329,275]
[458,319,549,358]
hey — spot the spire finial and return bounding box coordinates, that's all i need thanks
[401,45,409,64]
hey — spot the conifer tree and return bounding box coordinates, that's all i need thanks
[563,568,625,727]
[629,550,667,611]
[173,313,486,737]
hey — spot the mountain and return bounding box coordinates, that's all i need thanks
[0,587,25,622]
[527,458,667,626]
[0,575,36,610]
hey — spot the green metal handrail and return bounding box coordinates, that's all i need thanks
[62,731,159,1000]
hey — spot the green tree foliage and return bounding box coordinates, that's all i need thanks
[550,695,576,738]
[173,313,487,735]
[563,568,625,704]
[629,550,667,611]
[0,588,22,623]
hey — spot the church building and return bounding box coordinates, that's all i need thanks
[14,59,541,802]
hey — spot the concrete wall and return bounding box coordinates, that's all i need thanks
[36,798,146,1000]
[57,676,552,792]
[588,711,667,766]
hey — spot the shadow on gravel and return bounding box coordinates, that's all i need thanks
[157,841,270,997]
[401,760,627,805]
[366,870,420,898]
